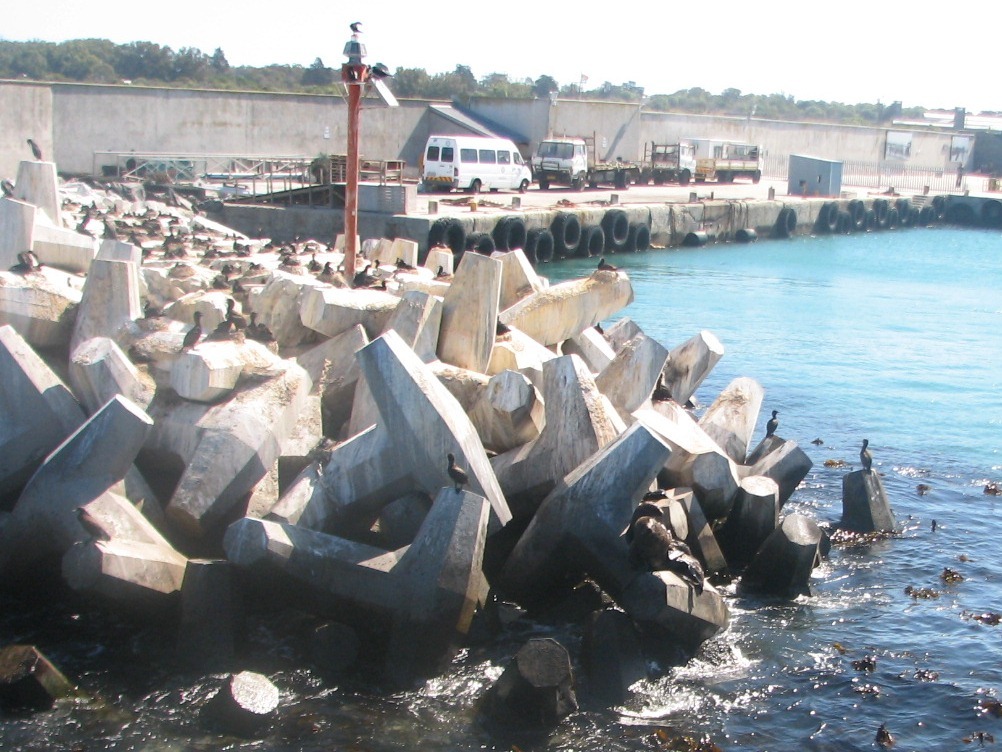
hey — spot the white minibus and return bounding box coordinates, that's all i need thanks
[422,135,532,194]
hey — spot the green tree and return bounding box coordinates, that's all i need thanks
[532,74,559,98]
[210,47,229,72]
[301,57,334,87]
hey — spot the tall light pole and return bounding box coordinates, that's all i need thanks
[341,25,369,282]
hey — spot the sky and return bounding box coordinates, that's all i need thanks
[2,0,998,113]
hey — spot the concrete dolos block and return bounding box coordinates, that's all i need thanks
[0,197,36,270]
[437,252,502,374]
[499,422,671,608]
[308,330,510,534]
[68,336,155,415]
[159,360,312,539]
[698,376,763,464]
[499,270,634,347]
[10,395,154,565]
[0,324,86,501]
[71,258,142,356]
[841,468,898,533]
[491,354,624,520]
[225,485,490,684]
[14,160,60,226]
[662,330,725,406]
[0,267,82,349]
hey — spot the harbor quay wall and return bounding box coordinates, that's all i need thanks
[1,81,964,183]
[209,193,989,257]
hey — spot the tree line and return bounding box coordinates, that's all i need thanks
[0,39,926,126]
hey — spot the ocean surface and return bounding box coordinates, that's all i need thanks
[3,226,1001,751]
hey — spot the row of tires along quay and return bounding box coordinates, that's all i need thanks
[419,193,1002,265]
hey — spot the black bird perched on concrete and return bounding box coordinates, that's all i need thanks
[435,265,453,281]
[860,438,873,473]
[9,250,41,275]
[652,373,672,402]
[596,257,618,272]
[447,453,469,493]
[181,310,203,349]
[75,506,109,541]
[352,262,374,287]
[27,138,43,161]
[349,21,362,33]
[395,257,416,272]
[1,179,13,197]
[766,410,779,438]
[370,62,392,79]
[307,253,322,273]
[225,297,247,330]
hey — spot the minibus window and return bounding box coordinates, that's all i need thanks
[426,146,440,161]
[514,152,524,164]
[441,147,454,162]
[479,150,497,164]
[460,149,478,163]
[498,151,511,164]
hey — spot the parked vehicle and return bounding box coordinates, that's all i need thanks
[421,135,532,194]
[531,135,641,190]
[691,139,763,183]
[639,141,697,185]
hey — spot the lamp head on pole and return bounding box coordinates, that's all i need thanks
[343,22,369,84]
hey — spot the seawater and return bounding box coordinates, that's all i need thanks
[2,226,1001,751]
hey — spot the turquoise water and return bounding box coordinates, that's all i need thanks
[539,226,1002,750]
[3,227,1001,751]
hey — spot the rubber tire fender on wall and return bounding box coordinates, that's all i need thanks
[550,212,582,256]
[579,225,605,257]
[773,206,797,238]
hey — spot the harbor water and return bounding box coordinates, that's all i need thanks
[2,226,1001,750]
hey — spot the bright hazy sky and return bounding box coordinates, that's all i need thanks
[2,0,997,113]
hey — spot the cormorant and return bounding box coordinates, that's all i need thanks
[181,311,203,349]
[8,251,41,275]
[350,21,362,33]
[766,410,779,438]
[352,263,374,287]
[27,138,43,161]
[447,453,469,493]
[370,62,392,79]
[596,257,618,272]
[395,257,416,271]
[875,723,894,748]
[435,265,453,280]
[1,179,13,197]
[652,373,672,402]
[860,439,873,473]
[75,506,109,541]
[225,298,247,330]
[495,319,511,339]
[307,253,322,272]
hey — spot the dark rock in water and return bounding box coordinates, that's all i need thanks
[482,637,578,730]
[716,476,780,569]
[176,559,238,672]
[310,621,360,674]
[0,644,75,711]
[740,514,823,598]
[205,670,279,737]
[841,469,898,533]
[582,608,647,705]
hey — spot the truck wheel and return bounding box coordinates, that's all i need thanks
[678,170,691,186]
[752,170,762,184]
[572,174,585,190]
[717,171,731,184]
[519,179,529,194]
[470,179,482,194]
[539,178,550,190]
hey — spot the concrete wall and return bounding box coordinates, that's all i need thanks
[47,82,428,176]
[639,111,957,169]
[1,80,965,184]
[0,82,53,180]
